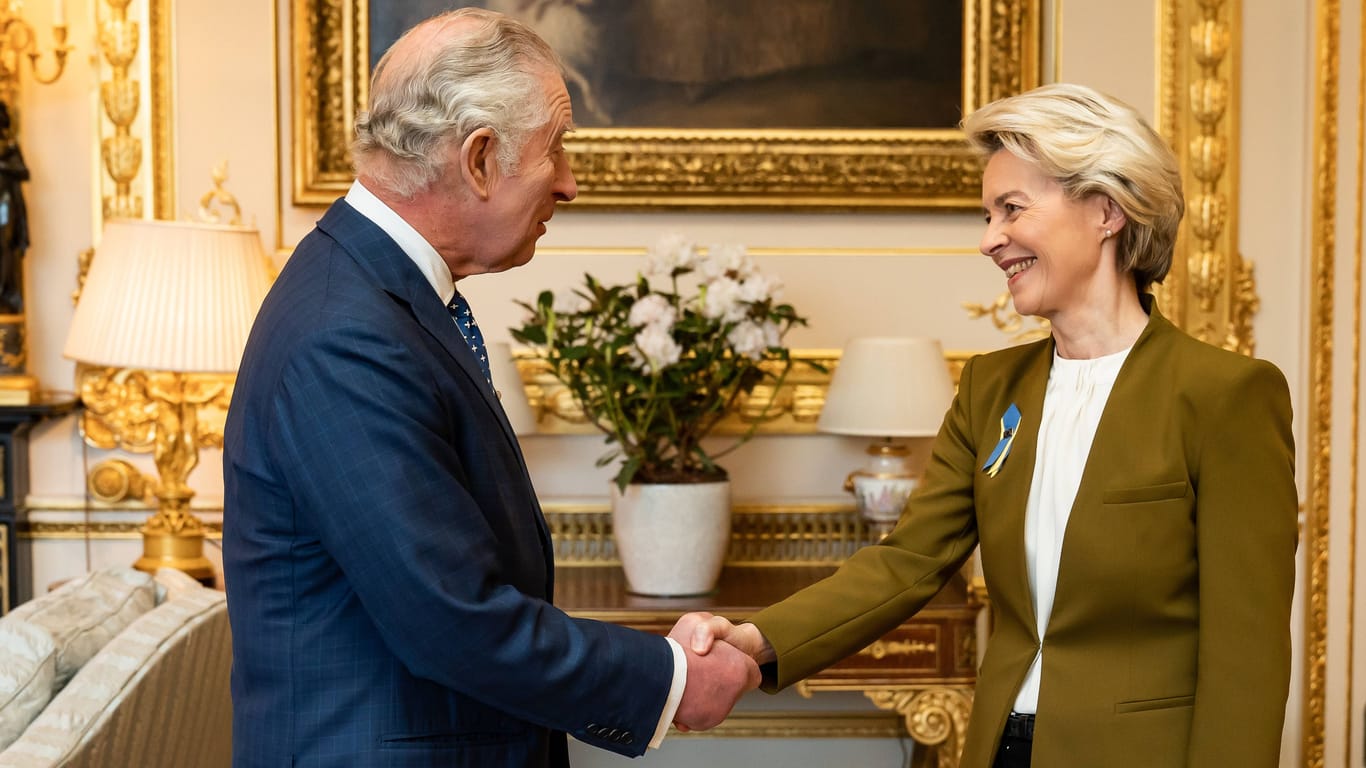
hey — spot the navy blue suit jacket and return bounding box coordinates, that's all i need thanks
[223,200,674,767]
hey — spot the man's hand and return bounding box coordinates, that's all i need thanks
[670,632,760,732]
[670,611,776,664]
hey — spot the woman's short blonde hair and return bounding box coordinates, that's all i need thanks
[961,83,1184,293]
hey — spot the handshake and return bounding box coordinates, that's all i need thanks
[667,612,778,732]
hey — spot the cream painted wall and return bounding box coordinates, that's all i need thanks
[1240,1,1314,765]
[6,0,1338,765]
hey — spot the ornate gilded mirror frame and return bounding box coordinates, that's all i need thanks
[290,0,1043,209]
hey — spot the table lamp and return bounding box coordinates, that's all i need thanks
[63,218,271,582]
[819,337,955,530]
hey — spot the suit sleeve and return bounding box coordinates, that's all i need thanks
[268,319,672,757]
[1186,359,1297,766]
[751,355,982,691]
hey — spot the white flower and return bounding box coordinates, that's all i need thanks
[645,233,698,276]
[629,322,683,373]
[552,288,590,315]
[699,277,747,322]
[763,320,782,348]
[738,272,783,304]
[628,293,675,328]
[728,320,780,360]
[698,243,756,282]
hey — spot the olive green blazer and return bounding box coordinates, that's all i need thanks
[751,299,1297,767]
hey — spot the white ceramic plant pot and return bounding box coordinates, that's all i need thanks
[610,480,732,597]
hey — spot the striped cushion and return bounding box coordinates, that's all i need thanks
[0,582,230,768]
[6,569,155,694]
[0,620,55,751]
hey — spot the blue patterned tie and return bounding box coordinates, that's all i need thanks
[448,290,492,385]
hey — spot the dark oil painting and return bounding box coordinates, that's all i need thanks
[368,1,964,130]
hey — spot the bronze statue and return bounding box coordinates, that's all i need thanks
[0,103,30,316]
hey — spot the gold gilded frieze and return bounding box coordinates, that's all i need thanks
[516,349,969,437]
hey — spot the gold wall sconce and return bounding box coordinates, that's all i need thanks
[0,0,72,108]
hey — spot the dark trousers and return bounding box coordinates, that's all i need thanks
[992,713,1034,768]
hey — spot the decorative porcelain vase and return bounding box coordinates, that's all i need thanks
[610,480,731,597]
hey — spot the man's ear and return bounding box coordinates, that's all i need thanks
[458,127,498,200]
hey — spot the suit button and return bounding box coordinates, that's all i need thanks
[585,723,599,736]
[622,733,634,745]
[606,728,620,740]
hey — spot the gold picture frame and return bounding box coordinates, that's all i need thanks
[290,0,1042,210]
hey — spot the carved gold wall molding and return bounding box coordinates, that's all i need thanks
[1303,0,1339,765]
[96,0,173,223]
[517,349,971,436]
[97,0,141,220]
[1158,0,1255,354]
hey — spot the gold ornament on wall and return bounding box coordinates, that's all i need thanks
[98,0,142,220]
[962,291,1050,344]
[0,0,72,112]
[1158,0,1255,355]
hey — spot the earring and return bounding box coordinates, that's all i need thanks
[1103,228,1112,240]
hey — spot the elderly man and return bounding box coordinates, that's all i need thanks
[222,9,758,767]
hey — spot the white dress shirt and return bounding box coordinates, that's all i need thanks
[1011,344,1132,714]
[344,181,688,746]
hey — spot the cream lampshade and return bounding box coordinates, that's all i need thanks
[64,218,272,582]
[487,341,536,435]
[819,337,955,529]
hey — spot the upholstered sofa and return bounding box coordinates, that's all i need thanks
[0,566,231,767]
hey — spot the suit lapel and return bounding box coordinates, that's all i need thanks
[315,202,556,590]
[316,201,525,454]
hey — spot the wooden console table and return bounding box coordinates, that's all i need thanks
[558,564,980,768]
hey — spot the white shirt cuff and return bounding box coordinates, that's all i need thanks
[649,637,688,749]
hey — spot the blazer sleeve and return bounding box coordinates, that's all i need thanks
[267,319,672,757]
[1186,359,1297,766]
[751,355,982,691]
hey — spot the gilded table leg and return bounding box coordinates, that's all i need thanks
[864,686,973,768]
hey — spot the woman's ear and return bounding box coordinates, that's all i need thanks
[458,128,498,200]
[1101,195,1128,237]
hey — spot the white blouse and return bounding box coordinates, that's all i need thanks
[1012,344,1132,714]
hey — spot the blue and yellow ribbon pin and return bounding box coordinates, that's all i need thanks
[981,403,1022,478]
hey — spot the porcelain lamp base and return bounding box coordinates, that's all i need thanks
[845,440,919,531]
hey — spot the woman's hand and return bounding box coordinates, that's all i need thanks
[669,611,776,665]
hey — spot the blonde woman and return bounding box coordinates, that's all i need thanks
[675,83,1297,768]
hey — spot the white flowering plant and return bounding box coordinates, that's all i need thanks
[511,234,809,490]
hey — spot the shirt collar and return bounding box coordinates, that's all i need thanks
[345,180,456,306]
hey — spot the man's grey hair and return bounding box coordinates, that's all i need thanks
[352,7,563,199]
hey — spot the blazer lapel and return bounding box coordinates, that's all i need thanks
[1046,296,1174,632]
[986,339,1055,639]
